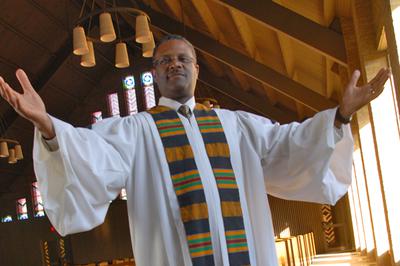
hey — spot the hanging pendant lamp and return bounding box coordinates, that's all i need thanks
[100,12,116,42]
[115,42,129,68]
[81,40,96,67]
[15,144,23,160]
[135,15,151,43]
[0,141,9,157]
[73,26,89,55]
[73,4,154,69]
[8,148,17,164]
[142,32,155,58]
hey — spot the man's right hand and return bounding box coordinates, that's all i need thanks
[0,69,55,139]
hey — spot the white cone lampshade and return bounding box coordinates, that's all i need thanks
[8,148,16,164]
[115,42,129,68]
[135,15,151,43]
[0,141,8,157]
[81,40,96,67]
[73,26,89,55]
[15,144,23,160]
[100,12,116,42]
[142,32,155,58]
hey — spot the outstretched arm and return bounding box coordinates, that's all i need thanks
[1,69,131,235]
[336,68,391,127]
[0,69,55,139]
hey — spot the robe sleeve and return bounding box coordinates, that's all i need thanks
[33,115,136,236]
[236,108,353,205]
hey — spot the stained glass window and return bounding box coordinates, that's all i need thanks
[120,188,127,200]
[16,198,28,220]
[107,92,120,117]
[1,215,12,223]
[32,182,45,217]
[91,111,102,124]
[141,72,156,109]
[123,75,138,115]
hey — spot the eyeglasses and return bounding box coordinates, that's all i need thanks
[153,55,195,67]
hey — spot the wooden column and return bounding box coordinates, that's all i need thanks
[340,0,400,265]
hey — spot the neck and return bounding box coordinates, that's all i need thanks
[171,95,193,104]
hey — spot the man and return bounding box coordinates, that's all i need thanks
[0,35,390,265]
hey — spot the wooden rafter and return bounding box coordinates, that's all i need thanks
[323,0,336,26]
[229,9,257,58]
[276,32,306,119]
[189,0,225,42]
[198,65,296,123]
[153,0,181,21]
[216,0,348,66]
[325,58,336,99]
[137,3,337,112]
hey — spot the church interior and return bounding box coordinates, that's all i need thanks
[0,0,399,265]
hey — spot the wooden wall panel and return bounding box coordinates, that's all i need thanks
[0,216,59,265]
[268,195,327,253]
[70,201,133,264]
[0,201,133,265]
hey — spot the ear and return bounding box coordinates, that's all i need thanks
[151,68,157,84]
[195,63,199,78]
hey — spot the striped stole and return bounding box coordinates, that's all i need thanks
[148,104,250,266]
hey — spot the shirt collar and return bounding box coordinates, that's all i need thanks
[158,96,196,112]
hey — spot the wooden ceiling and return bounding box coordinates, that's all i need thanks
[0,0,354,200]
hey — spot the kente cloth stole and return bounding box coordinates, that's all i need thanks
[148,104,251,266]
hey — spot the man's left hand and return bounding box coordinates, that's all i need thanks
[339,68,391,119]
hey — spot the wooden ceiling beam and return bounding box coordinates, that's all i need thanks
[153,0,181,21]
[323,0,336,26]
[138,3,337,112]
[199,55,225,77]
[325,58,336,99]
[217,0,348,66]
[189,0,225,42]
[1,35,72,131]
[198,65,296,123]
[229,9,257,58]
[230,68,251,92]
[276,32,306,120]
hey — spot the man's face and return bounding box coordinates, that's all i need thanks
[152,40,199,103]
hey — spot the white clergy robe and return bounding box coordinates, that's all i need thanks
[33,97,353,266]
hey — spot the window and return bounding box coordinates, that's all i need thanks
[141,72,156,109]
[107,92,120,117]
[32,182,45,218]
[91,111,103,124]
[120,188,127,200]
[1,215,13,223]
[16,198,28,220]
[123,75,138,115]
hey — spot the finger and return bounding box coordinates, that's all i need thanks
[349,69,361,87]
[371,69,390,91]
[0,77,6,98]
[15,69,34,93]
[367,68,386,87]
[362,68,388,94]
[369,74,390,100]
[2,81,20,107]
[0,80,11,102]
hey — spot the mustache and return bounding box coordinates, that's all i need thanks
[167,70,186,77]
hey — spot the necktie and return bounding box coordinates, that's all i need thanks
[178,104,192,120]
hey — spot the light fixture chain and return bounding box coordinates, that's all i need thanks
[114,0,122,40]
[79,0,89,20]
[87,0,96,35]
